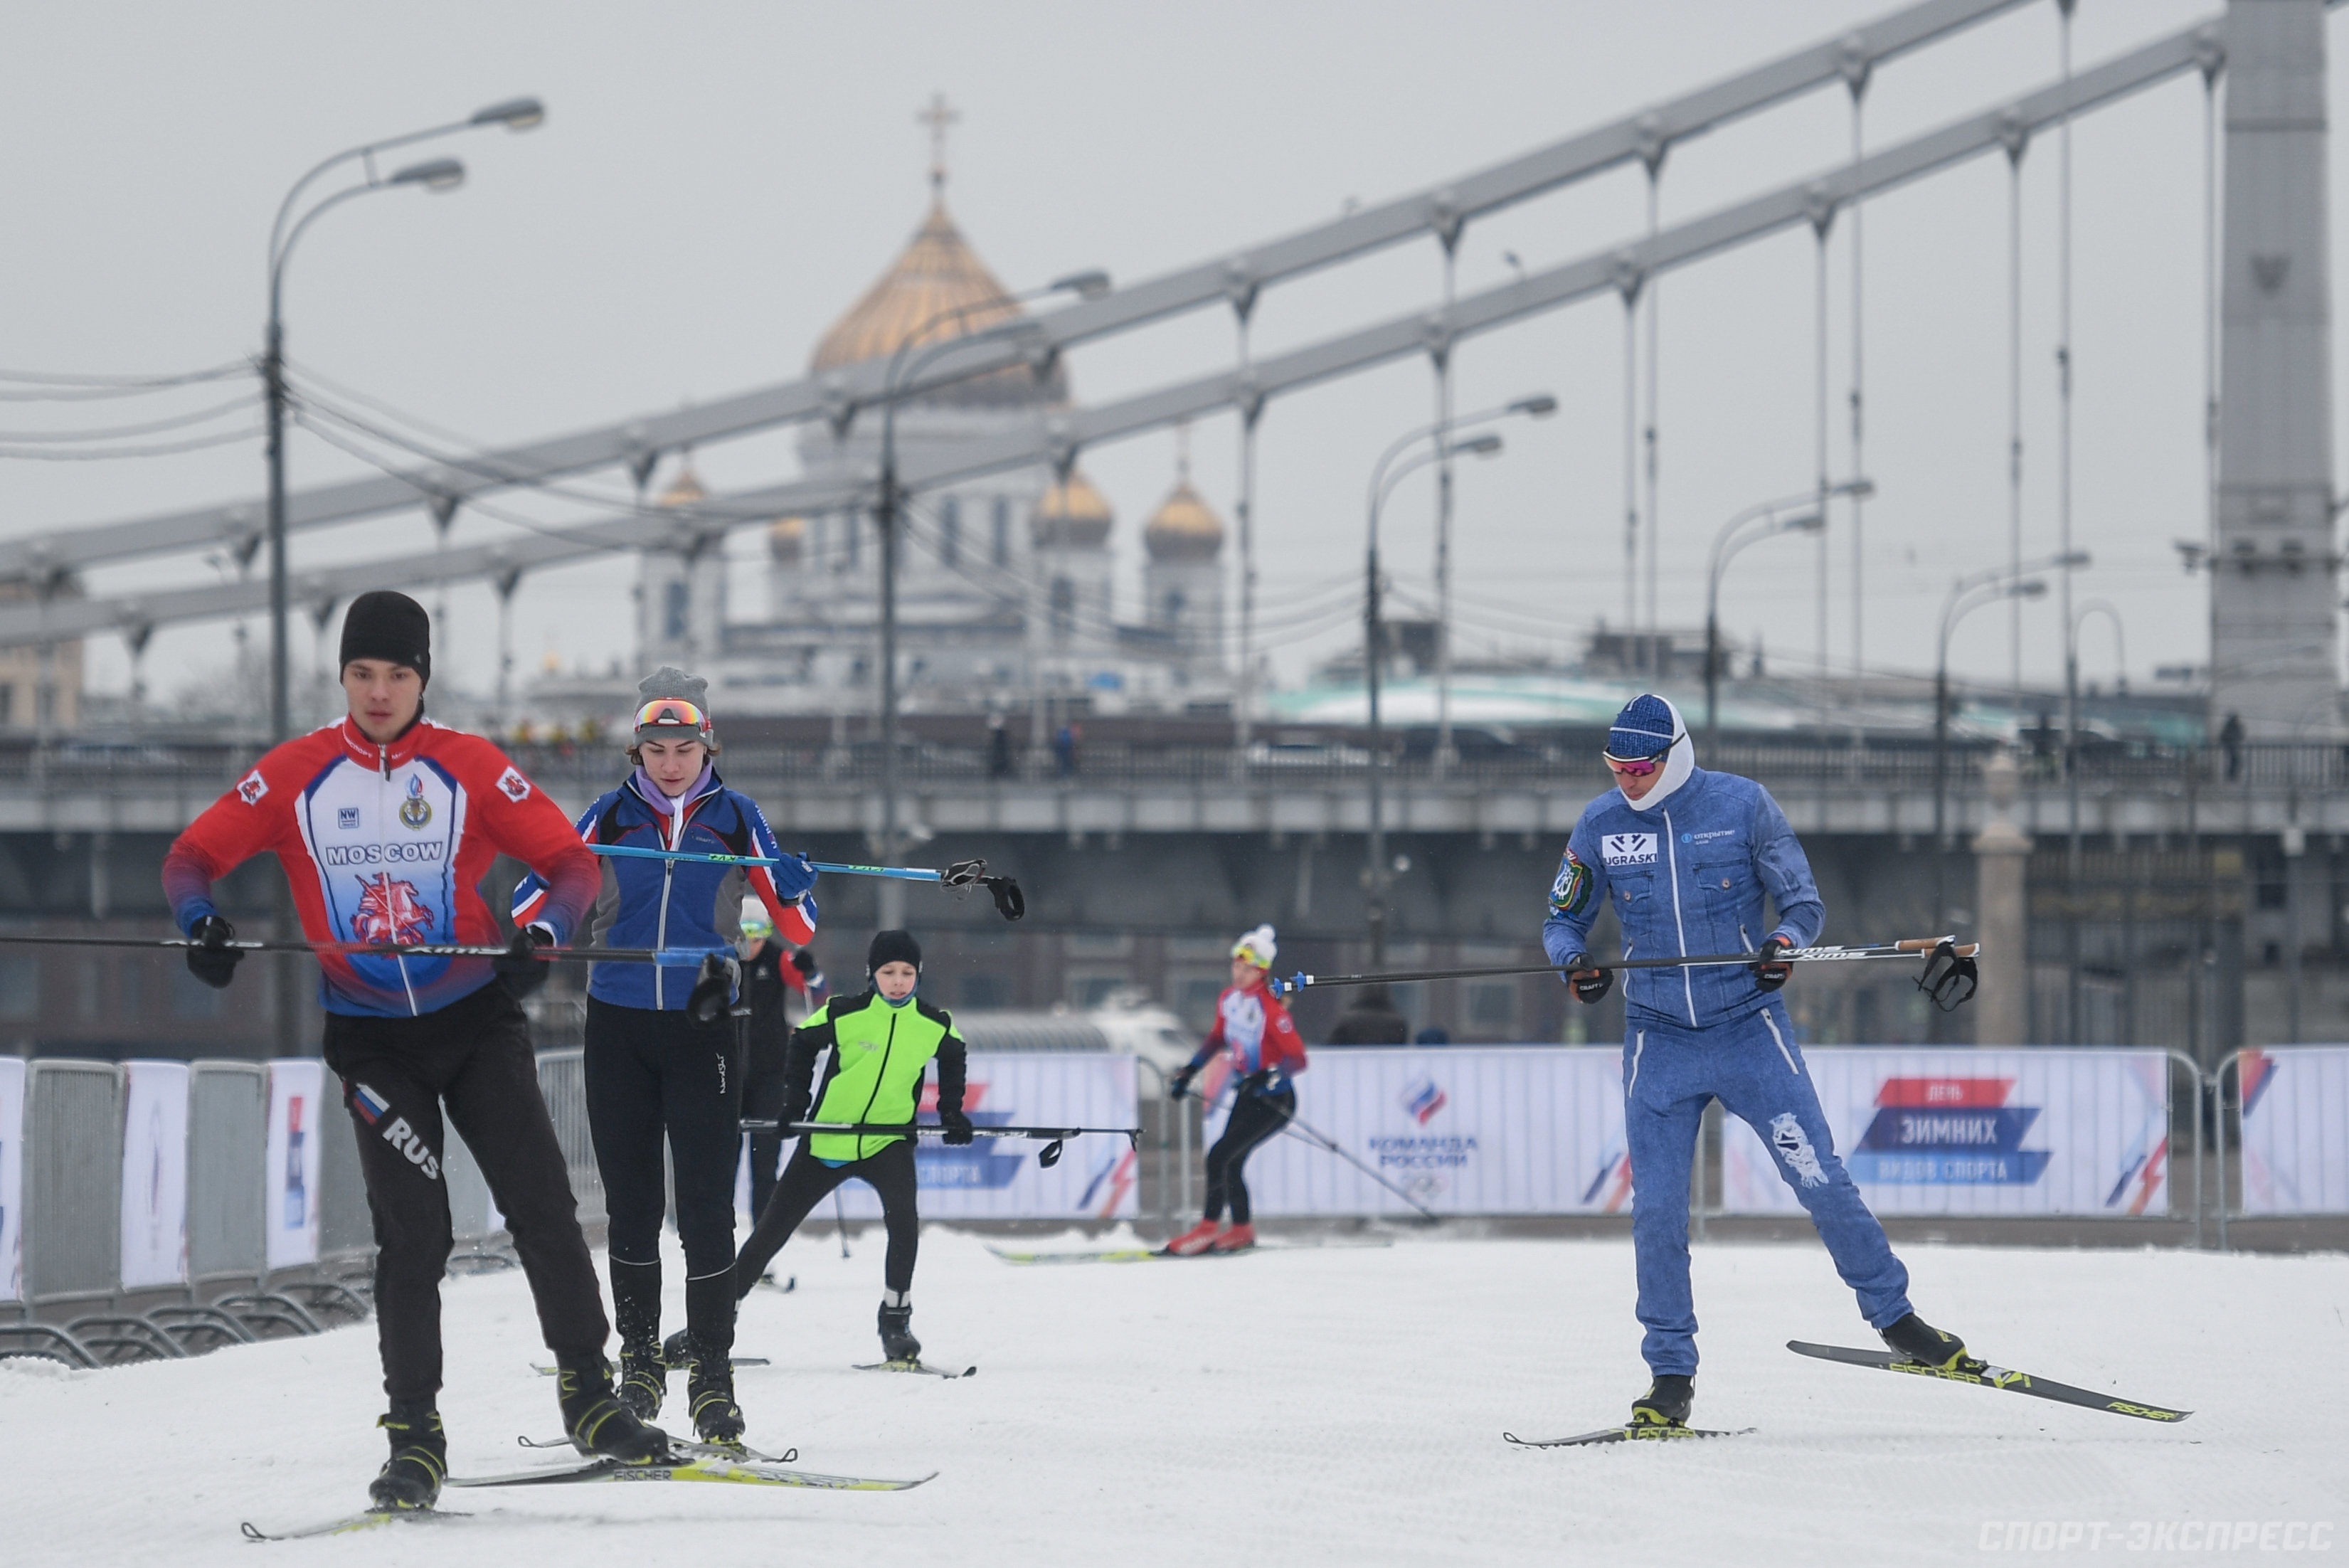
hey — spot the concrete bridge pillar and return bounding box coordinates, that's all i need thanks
[2213,0,2340,738]
[1972,748,2032,1045]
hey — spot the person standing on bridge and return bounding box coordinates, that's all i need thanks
[1542,693,1970,1434]
[161,590,668,1514]
[511,667,817,1449]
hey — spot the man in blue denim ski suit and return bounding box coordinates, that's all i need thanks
[1542,694,1967,1429]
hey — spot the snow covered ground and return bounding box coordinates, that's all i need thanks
[2,1231,2343,1565]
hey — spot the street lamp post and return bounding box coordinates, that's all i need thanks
[1359,394,1549,968]
[1931,548,2090,859]
[871,270,1109,923]
[264,97,543,746]
[1702,488,1858,750]
[1365,434,1501,968]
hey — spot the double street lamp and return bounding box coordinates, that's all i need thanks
[871,270,1110,921]
[1360,393,1553,967]
[1931,549,2091,854]
[1701,489,1847,748]
[265,97,545,745]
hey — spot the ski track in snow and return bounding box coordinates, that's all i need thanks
[2,1233,2343,1565]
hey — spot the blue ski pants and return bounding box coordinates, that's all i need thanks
[1624,997,1912,1377]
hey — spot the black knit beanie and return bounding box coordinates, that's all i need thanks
[866,929,923,975]
[339,590,433,688]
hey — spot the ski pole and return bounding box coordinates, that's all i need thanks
[585,844,1026,921]
[738,1118,1142,1168]
[1276,1108,1442,1225]
[1267,938,1979,997]
[0,931,726,965]
[832,1188,851,1259]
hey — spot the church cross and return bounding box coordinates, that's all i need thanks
[918,92,960,196]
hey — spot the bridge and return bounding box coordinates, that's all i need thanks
[3,0,2345,1067]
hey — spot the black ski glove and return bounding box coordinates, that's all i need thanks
[184,914,243,990]
[1169,1066,1197,1101]
[494,926,553,1000]
[790,947,822,987]
[687,953,736,1024]
[1752,936,1794,992]
[1563,955,1611,1005]
[1239,1068,1274,1097]
[938,1107,975,1146]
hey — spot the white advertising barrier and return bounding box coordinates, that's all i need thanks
[1203,1047,1632,1217]
[2238,1046,2349,1215]
[0,1057,23,1303]
[1719,1049,2173,1217]
[265,1060,325,1271]
[822,1051,1140,1222]
[120,1060,192,1288]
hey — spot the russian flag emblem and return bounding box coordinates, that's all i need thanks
[353,1084,392,1125]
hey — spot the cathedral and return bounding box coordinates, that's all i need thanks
[628,125,1234,721]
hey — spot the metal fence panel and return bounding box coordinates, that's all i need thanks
[314,1065,373,1261]
[188,1061,266,1283]
[536,1050,604,1227]
[0,1058,22,1303]
[120,1061,191,1291]
[24,1061,122,1303]
[442,1124,496,1245]
[2224,1045,2349,1217]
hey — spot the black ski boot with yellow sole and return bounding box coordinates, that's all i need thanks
[367,1402,447,1510]
[877,1300,921,1364]
[615,1340,667,1421]
[1629,1374,1695,1432]
[1879,1313,1973,1372]
[556,1352,673,1462]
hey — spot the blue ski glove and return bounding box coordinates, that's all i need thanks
[766,852,818,901]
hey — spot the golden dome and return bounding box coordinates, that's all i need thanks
[1033,470,1113,549]
[1145,481,1224,562]
[767,515,807,562]
[810,201,1068,408]
[657,458,705,508]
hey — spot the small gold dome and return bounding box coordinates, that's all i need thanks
[811,201,1068,408]
[1145,481,1224,562]
[768,516,807,562]
[1033,471,1113,550]
[657,458,706,508]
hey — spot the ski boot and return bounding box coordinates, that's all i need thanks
[1629,1374,1694,1433]
[1879,1313,1972,1372]
[877,1296,921,1364]
[556,1352,672,1462]
[1207,1222,1258,1254]
[685,1341,748,1447]
[1162,1218,1225,1256]
[367,1402,447,1511]
[615,1339,667,1421]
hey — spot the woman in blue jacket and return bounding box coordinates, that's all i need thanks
[512,668,815,1448]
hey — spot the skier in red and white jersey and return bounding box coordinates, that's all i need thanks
[161,591,668,1515]
[1165,924,1308,1255]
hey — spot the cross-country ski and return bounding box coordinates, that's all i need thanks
[1786,1341,2193,1422]
[854,1358,977,1379]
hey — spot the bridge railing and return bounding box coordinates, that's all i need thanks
[3,733,2336,798]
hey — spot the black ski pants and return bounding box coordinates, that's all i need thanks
[324,980,607,1404]
[584,997,746,1354]
[1204,1084,1295,1225]
[735,1140,921,1298]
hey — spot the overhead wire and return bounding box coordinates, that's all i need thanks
[0,393,261,444]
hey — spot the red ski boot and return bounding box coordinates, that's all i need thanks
[1207,1222,1258,1254]
[1162,1219,1226,1256]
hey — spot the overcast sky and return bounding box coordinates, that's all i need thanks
[4,0,2333,711]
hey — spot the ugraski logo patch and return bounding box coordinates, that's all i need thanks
[1601,832,1658,867]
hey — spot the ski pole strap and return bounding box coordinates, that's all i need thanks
[0,931,726,965]
[584,846,1025,921]
[1266,939,1981,998]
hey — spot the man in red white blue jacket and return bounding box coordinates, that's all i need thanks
[160,591,667,1513]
